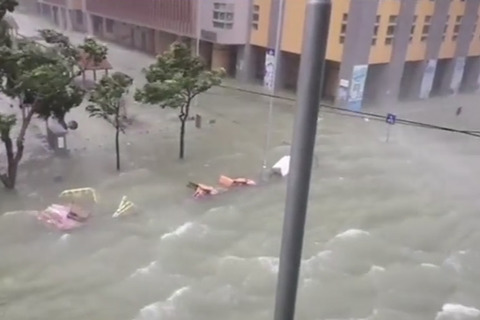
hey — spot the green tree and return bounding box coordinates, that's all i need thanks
[86,72,133,171]
[135,42,224,159]
[0,25,106,189]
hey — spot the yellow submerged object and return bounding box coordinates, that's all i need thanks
[112,195,136,218]
[59,188,98,203]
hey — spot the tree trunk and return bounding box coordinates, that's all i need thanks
[115,107,121,171]
[0,109,34,189]
[115,126,120,171]
[178,102,190,160]
[0,134,17,189]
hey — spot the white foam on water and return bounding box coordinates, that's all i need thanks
[59,234,70,241]
[2,210,38,216]
[160,222,195,240]
[435,304,480,319]
[421,263,439,269]
[166,286,190,302]
[135,302,161,320]
[134,286,190,320]
[368,265,386,274]
[257,256,279,274]
[443,254,463,273]
[130,261,157,278]
[333,229,370,240]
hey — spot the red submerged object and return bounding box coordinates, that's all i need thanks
[37,204,90,231]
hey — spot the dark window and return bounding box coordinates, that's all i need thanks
[343,13,348,22]
[387,25,395,35]
[105,19,113,33]
[411,25,415,34]
[371,38,376,46]
[422,25,430,34]
[341,24,347,34]
[385,37,393,45]
[454,25,460,33]
[339,36,345,44]
[373,25,378,35]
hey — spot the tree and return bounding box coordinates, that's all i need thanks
[86,72,133,171]
[135,42,224,159]
[0,25,106,189]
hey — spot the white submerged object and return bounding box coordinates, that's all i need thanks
[272,155,291,177]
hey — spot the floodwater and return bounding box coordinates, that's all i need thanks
[2,12,480,320]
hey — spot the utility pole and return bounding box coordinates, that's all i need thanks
[193,0,201,108]
[273,1,331,320]
[262,0,286,172]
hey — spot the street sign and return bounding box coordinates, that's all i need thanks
[386,113,396,125]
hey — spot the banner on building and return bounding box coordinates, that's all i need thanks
[450,57,466,94]
[347,64,368,111]
[264,49,275,91]
[419,59,437,99]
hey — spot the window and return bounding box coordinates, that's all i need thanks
[385,37,393,45]
[373,25,378,35]
[342,13,348,22]
[341,24,347,33]
[421,35,427,41]
[424,15,431,23]
[371,38,376,46]
[456,15,463,23]
[454,24,460,33]
[387,25,395,35]
[389,15,397,23]
[376,15,381,23]
[339,36,345,44]
[452,34,458,41]
[422,25,430,34]
[105,18,113,33]
[252,5,259,30]
[411,25,415,34]
[213,2,235,29]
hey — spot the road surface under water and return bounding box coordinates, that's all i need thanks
[2,12,480,320]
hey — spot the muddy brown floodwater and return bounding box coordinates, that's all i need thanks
[1,12,480,320]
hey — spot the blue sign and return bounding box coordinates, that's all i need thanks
[386,113,396,125]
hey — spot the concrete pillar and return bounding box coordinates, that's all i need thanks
[235,44,255,82]
[62,6,72,31]
[376,0,416,104]
[337,0,379,110]
[211,44,231,70]
[57,6,65,29]
[460,56,480,93]
[155,30,176,55]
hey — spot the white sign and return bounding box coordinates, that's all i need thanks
[264,49,275,91]
[339,79,349,87]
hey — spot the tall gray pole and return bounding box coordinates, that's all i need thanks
[194,0,201,108]
[273,1,331,320]
[262,0,286,171]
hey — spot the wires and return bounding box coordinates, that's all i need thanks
[218,84,480,139]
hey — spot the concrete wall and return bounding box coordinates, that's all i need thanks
[86,0,195,37]
[198,0,252,45]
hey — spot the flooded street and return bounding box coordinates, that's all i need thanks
[2,13,480,320]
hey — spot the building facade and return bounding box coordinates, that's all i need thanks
[35,0,480,109]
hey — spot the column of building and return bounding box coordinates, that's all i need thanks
[337,0,379,111]
[375,0,417,105]
[436,1,478,95]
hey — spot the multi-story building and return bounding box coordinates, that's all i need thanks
[34,0,480,110]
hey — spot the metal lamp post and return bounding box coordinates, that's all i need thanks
[273,1,331,320]
[262,0,286,172]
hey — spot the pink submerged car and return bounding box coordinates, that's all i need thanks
[37,204,90,231]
